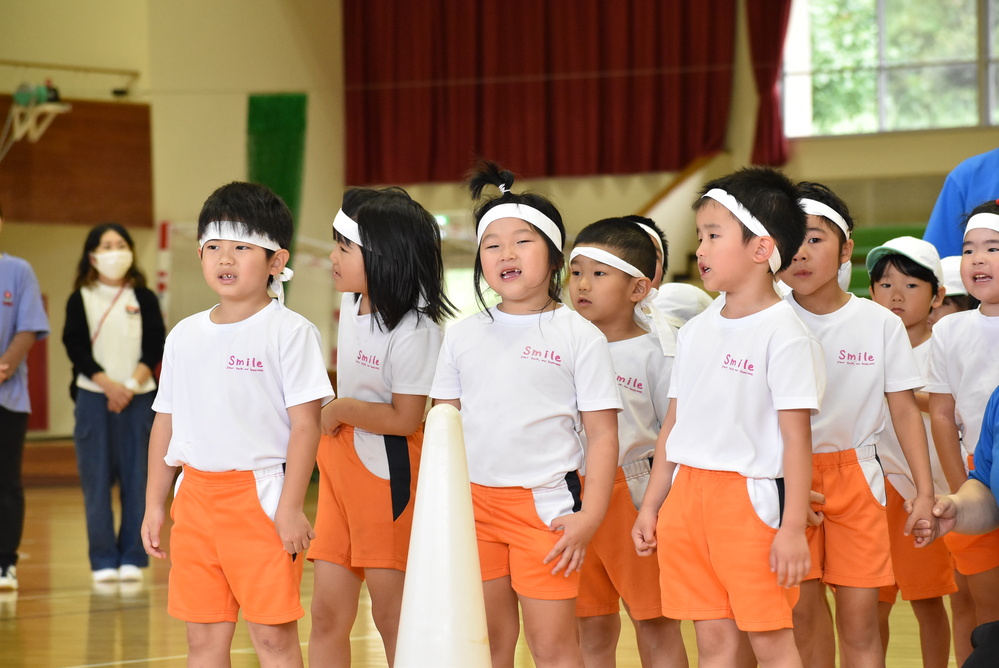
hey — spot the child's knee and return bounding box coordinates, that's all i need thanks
[248,620,301,656]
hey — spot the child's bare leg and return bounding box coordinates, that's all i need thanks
[483,576,521,668]
[951,572,976,665]
[810,584,836,668]
[247,620,303,668]
[631,616,688,668]
[520,595,583,667]
[876,600,892,661]
[309,561,361,668]
[967,566,999,625]
[791,579,823,665]
[692,619,743,668]
[735,631,757,668]
[910,597,951,668]
[186,621,236,668]
[748,628,803,668]
[365,567,406,666]
[832,585,883,667]
[578,613,620,667]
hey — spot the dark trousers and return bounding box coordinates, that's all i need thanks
[0,406,28,568]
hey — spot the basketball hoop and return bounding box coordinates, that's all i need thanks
[0,100,71,165]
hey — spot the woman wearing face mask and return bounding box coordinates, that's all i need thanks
[62,223,165,585]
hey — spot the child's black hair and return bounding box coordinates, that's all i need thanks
[467,160,566,312]
[796,181,855,247]
[941,294,979,311]
[693,167,805,273]
[73,222,147,291]
[572,218,658,280]
[623,214,669,275]
[962,199,999,231]
[336,186,456,330]
[869,254,940,295]
[198,182,295,256]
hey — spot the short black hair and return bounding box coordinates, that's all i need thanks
[623,214,668,274]
[797,181,855,246]
[467,160,566,312]
[694,167,804,273]
[573,218,657,280]
[336,186,456,330]
[869,254,940,294]
[198,182,294,253]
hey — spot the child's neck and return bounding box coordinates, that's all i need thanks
[211,294,273,324]
[981,301,999,317]
[719,277,781,319]
[496,295,559,316]
[906,320,932,348]
[357,293,371,315]
[792,277,850,315]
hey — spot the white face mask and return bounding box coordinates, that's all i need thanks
[91,249,133,281]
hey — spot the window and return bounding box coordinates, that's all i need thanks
[783,0,999,136]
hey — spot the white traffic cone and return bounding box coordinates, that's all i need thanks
[395,404,490,667]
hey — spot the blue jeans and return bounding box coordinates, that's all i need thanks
[73,388,154,570]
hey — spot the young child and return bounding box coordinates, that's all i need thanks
[307,187,455,666]
[632,167,820,667]
[430,161,621,667]
[778,183,939,667]
[141,182,333,667]
[926,199,999,664]
[0,203,49,591]
[866,237,955,668]
[927,255,978,329]
[568,218,687,668]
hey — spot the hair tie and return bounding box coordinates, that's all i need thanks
[498,184,510,195]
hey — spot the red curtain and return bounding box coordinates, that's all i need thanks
[746,0,793,166]
[343,1,737,185]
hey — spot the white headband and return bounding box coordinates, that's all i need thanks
[332,209,363,247]
[477,202,563,249]
[965,212,999,239]
[198,220,293,304]
[799,198,850,239]
[633,222,664,254]
[702,188,782,274]
[570,246,646,279]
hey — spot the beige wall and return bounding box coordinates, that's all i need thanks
[1,0,998,436]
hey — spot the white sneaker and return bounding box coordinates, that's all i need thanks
[92,568,118,584]
[0,566,17,591]
[118,565,142,582]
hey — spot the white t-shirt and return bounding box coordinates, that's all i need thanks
[431,306,622,489]
[787,294,923,453]
[76,283,156,394]
[879,340,950,497]
[154,300,334,471]
[336,293,444,477]
[926,308,999,464]
[666,300,822,478]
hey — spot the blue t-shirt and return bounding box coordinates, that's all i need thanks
[0,253,49,413]
[924,148,999,258]
[971,384,999,499]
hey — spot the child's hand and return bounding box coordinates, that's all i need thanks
[770,526,810,588]
[320,402,341,436]
[631,508,658,556]
[543,510,600,577]
[275,508,316,556]
[930,495,959,538]
[141,507,167,559]
[904,495,940,547]
[807,490,826,527]
[0,362,10,384]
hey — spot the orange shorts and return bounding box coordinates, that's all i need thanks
[167,465,304,625]
[472,479,582,601]
[805,446,893,588]
[943,528,999,576]
[308,426,421,577]
[576,469,662,620]
[878,480,956,604]
[657,466,799,632]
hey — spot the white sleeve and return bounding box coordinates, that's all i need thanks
[282,322,335,408]
[387,323,444,396]
[574,334,623,413]
[883,316,925,393]
[151,329,176,414]
[767,334,822,411]
[924,323,952,395]
[429,332,462,401]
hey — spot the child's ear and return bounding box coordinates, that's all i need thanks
[932,285,946,309]
[752,236,776,267]
[840,237,855,264]
[270,248,291,276]
[630,277,651,303]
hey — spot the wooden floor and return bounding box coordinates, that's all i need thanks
[0,483,955,667]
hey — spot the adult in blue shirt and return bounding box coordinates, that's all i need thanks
[923,148,999,258]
